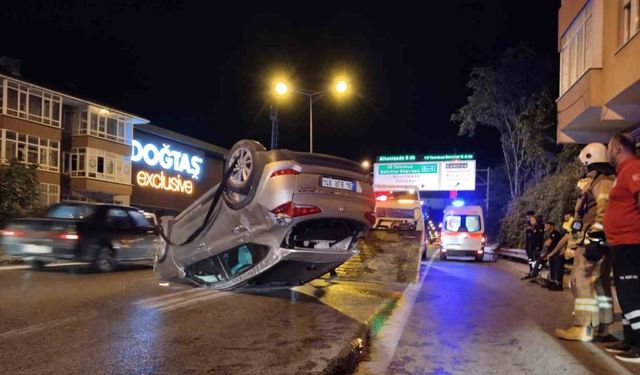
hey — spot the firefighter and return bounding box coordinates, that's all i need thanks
[555,143,615,342]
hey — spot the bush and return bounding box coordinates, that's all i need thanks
[498,161,582,248]
[0,160,40,222]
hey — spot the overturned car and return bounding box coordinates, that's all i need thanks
[155,140,375,289]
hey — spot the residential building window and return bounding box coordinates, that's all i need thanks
[4,80,62,127]
[621,0,640,44]
[65,147,131,185]
[0,129,60,172]
[72,106,133,145]
[560,1,593,95]
[39,183,60,207]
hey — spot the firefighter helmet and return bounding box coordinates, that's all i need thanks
[579,143,608,166]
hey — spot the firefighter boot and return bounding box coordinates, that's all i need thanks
[555,325,593,342]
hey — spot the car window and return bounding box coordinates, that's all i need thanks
[129,210,153,228]
[375,207,415,219]
[445,214,481,233]
[107,208,133,230]
[46,204,96,219]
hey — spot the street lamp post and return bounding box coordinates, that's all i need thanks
[274,79,349,153]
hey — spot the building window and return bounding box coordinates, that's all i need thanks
[4,80,62,127]
[560,1,593,95]
[39,183,60,207]
[621,0,640,45]
[65,147,131,185]
[72,106,133,145]
[0,129,60,172]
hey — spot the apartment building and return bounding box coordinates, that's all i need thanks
[557,0,640,143]
[0,72,148,206]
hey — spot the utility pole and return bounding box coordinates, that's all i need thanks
[270,105,279,150]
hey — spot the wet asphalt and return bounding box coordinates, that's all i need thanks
[2,250,639,375]
[0,263,400,375]
[357,248,638,375]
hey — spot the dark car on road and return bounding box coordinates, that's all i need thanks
[0,203,161,272]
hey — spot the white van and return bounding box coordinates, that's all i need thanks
[440,204,485,261]
[373,185,424,232]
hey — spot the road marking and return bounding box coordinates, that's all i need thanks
[157,291,234,312]
[0,314,93,341]
[0,262,87,271]
[357,249,437,375]
[136,287,235,312]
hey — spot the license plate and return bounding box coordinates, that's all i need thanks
[321,177,356,191]
[24,244,52,254]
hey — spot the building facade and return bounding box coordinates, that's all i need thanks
[0,72,227,212]
[557,0,640,143]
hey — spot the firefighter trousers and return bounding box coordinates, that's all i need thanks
[611,244,640,346]
[570,246,613,327]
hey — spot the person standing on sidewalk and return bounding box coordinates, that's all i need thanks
[521,221,562,284]
[556,143,615,342]
[524,212,544,274]
[604,132,640,363]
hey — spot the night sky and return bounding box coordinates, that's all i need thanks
[0,1,560,167]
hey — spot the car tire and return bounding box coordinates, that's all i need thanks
[475,255,483,262]
[94,246,116,272]
[223,139,266,209]
[29,260,48,270]
[440,251,447,261]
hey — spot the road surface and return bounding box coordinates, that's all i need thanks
[357,247,637,375]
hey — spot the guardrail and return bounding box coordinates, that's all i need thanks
[494,247,528,261]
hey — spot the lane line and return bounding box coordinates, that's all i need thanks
[157,291,234,312]
[144,289,222,309]
[0,262,87,271]
[134,287,204,306]
[0,314,94,341]
[357,248,437,375]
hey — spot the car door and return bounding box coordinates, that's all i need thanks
[106,207,146,260]
[128,209,160,260]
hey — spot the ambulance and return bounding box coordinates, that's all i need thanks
[440,201,485,261]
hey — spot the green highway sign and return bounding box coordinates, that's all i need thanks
[377,163,438,175]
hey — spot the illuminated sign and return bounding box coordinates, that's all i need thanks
[131,140,203,180]
[374,159,476,191]
[136,170,193,194]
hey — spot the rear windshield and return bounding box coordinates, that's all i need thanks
[444,214,481,232]
[46,205,96,220]
[375,207,415,219]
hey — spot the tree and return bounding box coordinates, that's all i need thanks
[0,160,40,221]
[498,159,582,248]
[451,44,556,199]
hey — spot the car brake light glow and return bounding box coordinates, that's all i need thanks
[1,230,24,237]
[270,169,300,178]
[375,195,388,202]
[58,233,79,240]
[481,236,486,243]
[271,202,322,218]
[477,250,483,255]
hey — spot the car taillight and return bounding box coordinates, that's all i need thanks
[271,202,321,217]
[0,230,24,237]
[270,169,300,178]
[375,195,388,202]
[58,233,79,240]
[364,211,376,225]
[481,236,486,243]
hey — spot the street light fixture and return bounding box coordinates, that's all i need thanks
[272,77,351,153]
[361,160,371,169]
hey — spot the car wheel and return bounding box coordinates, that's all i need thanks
[29,260,48,270]
[440,251,447,261]
[94,246,116,272]
[224,139,266,209]
[475,255,483,262]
